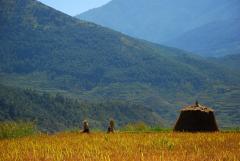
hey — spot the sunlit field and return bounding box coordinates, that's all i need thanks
[0,132,239,161]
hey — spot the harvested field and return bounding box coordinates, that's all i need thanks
[0,132,239,161]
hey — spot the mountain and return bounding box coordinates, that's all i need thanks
[77,0,240,57]
[169,19,240,57]
[0,0,240,129]
[211,54,240,71]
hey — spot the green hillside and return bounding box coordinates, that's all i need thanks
[0,0,240,129]
[0,84,163,132]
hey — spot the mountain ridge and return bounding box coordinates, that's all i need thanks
[77,0,240,57]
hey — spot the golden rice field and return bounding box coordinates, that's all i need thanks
[0,132,239,161]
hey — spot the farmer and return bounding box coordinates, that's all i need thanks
[82,120,90,133]
[195,100,199,107]
[107,120,115,133]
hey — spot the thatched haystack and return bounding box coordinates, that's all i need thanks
[174,101,219,132]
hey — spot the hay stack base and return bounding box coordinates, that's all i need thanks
[174,103,219,132]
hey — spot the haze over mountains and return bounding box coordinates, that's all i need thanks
[77,0,240,57]
[0,0,240,130]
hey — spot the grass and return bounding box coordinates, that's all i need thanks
[0,121,37,139]
[120,122,172,132]
[0,132,239,161]
[222,127,240,133]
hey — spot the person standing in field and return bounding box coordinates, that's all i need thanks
[82,120,90,133]
[107,119,115,133]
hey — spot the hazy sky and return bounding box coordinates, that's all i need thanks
[38,0,111,16]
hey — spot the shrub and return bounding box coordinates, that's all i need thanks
[121,122,150,132]
[121,122,172,132]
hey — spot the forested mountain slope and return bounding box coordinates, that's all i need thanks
[0,84,163,132]
[0,0,239,129]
